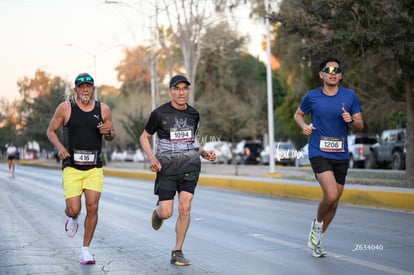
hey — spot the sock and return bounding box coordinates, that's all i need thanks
[315,220,323,230]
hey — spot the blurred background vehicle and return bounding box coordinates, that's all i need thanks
[347,134,378,168]
[201,141,233,164]
[111,149,126,161]
[366,128,406,170]
[233,140,263,165]
[295,143,310,167]
[23,149,38,160]
[111,148,146,163]
[132,149,145,162]
[124,149,136,162]
[261,142,296,166]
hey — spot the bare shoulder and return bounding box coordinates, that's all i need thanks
[51,101,72,123]
[100,102,112,114]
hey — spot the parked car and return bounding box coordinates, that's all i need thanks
[201,141,233,164]
[261,142,297,166]
[124,149,136,162]
[23,149,38,160]
[366,128,406,170]
[111,149,126,161]
[274,142,297,166]
[295,143,310,167]
[260,141,296,166]
[233,140,263,165]
[347,134,378,168]
[133,149,146,162]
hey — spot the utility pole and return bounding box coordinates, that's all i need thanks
[265,0,275,174]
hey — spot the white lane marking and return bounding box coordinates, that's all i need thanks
[249,233,412,275]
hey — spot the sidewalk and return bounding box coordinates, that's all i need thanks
[104,161,414,211]
[24,159,414,211]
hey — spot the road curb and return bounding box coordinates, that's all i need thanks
[102,168,414,211]
[22,161,414,211]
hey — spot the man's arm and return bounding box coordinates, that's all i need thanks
[139,130,162,172]
[99,103,116,141]
[294,107,314,136]
[46,102,70,160]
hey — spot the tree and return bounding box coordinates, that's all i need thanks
[17,71,67,151]
[271,0,414,183]
[195,20,270,142]
[114,46,159,149]
[24,78,67,151]
[0,98,20,155]
[154,0,218,106]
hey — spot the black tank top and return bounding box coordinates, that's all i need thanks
[62,100,103,170]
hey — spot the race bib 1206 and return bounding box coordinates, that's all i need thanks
[319,136,345,153]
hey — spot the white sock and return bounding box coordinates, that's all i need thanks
[315,220,323,230]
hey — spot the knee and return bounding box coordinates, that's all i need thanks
[85,201,99,215]
[178,202,191,216]
[158,207,173,219]
[324,193,340,205]
[65,205,81,218]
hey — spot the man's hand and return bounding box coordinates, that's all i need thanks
[202,150,216,162]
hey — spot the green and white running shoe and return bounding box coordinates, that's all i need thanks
[170,250,190,266]
[312,245,327,258]
[307,219,322,249]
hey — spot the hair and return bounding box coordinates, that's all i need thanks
[319,56,341,71]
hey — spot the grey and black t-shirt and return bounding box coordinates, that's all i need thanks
[144,102,201,175]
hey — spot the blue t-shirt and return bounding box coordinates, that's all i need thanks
[300,86,362,160]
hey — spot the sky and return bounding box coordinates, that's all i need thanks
[0,0,267,102]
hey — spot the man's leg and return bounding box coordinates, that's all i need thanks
[65,196,82,218]
[316,171,344,232]
[174,191,193,251]
[82,189,101,247]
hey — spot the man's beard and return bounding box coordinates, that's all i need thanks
[78,94,93,105]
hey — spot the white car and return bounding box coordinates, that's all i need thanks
[295,143,310,167]
[111,150,126,161]
[201,141,233,164]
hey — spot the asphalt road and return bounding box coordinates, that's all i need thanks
[1,165,413,275]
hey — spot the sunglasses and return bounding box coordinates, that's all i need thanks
[76,76,93,82]
[172,86,190,92]
[322,67,341,74]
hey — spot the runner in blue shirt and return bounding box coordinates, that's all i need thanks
[294,57,364,257]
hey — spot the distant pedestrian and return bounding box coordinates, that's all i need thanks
[294,57,364,257]
[47,72,116,264]
[139,74,216,266]
[7,142,17,178]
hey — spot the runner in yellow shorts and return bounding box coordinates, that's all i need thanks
[63,167,104,199]
[47,72,116,265]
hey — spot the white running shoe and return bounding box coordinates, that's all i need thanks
[79,248,96,265]
[65,218,79,238]
[312,245,327,258]
[307,219,323,249]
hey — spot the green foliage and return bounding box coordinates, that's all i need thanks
[22,77,66,151]
[195,20,270,142]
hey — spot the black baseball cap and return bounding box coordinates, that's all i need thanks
[75,73,94,87]
[169,75,190,88]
